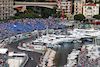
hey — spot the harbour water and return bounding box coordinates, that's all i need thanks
[55,39,100,67]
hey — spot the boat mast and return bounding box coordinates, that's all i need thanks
[37,25,39,39]
[94,36,98,55]
[46,24,49,36]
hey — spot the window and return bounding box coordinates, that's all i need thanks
[97,6,99,8]
[63,3,65,5]
[88,7,92,9]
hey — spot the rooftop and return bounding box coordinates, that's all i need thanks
[85,3,96,6]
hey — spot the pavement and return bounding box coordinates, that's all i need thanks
[6,37,42,67]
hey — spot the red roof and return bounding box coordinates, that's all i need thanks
[85,3,96,6]
[15,7,22,11]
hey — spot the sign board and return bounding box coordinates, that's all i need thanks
[34,45,43,50]
[78,24,90,28]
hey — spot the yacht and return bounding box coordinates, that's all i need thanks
[68,28,100,42]
[19,41,46,51]
[67,49,80,67]
[33,33,75,45]
[69,28,100,37]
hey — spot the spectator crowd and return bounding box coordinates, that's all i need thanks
[0,18,66,40]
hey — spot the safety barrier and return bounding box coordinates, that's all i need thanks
[0,29,54,67]
[0,29,54,46]
[19,54,29,67]
[17,46,35,52]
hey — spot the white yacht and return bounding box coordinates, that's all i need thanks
[68,28,100,41]
[67,49,80,67]
[69,28,100,37]
[33,33,75,45]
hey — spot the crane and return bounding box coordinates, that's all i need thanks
[47,0,65,19]
[58,0,65,19]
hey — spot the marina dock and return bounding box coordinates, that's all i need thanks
[39,48,56,67]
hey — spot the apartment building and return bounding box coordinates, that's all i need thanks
[66,1,72,14]
[74,0,86,15]
[83,3,99,18]
[0,0,15,20]
[57,1,72,15]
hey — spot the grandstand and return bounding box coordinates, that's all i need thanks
[0,18,66,40]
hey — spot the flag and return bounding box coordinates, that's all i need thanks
[67,14,70,18]
[62,14,65,19]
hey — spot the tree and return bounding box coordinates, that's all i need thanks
[53,11,62,18]
[37,0,46,2]
[87,0,93,3]
[41,8,54,18]
[56,11,62,18]
[27,9,33,13]
[15,12,24,16]
[74,14,85,21]
[52,7,57,14]
[93,15,100,19]
[95,1,100,4]
[68,0,74,3]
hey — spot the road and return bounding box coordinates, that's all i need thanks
[6,37,42,67]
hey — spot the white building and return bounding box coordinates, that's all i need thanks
[57,1,72,15]
[66,1,72,14]
[83,3,99,19]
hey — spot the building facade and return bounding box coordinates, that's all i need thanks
[74,0,86,15]
[74,0,83,15]
[65,1,72,15]
[0,0,15,20]
[83,3,99,18]
[57,1,72,15]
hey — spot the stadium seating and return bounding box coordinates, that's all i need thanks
[0,18,66,40]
